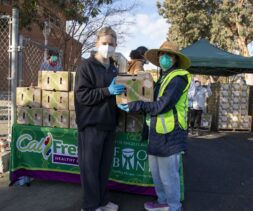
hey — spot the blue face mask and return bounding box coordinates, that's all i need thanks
[159,54,173,71]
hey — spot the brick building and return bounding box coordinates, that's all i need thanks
[0,0,82,90]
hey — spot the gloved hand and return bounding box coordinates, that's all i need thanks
[108,78,125,95]
[117,104,130,112]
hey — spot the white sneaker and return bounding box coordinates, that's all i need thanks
[102,202,119,211]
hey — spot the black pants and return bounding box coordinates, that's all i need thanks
[190,109,203,129]
[78,127,115,211]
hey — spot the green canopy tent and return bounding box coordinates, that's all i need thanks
[181,39,253,76]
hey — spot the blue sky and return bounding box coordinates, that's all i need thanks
[115,0,169,68]
[114,0,253,59]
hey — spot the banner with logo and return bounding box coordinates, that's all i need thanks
[10,124,184,199]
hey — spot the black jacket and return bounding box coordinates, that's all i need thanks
[74,56,118,131]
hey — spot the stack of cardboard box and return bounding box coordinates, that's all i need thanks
[16,71,154,132]
[218,83,252,130]
[16,71,77,129]
[16,87,43,126]
[115,72,153,132]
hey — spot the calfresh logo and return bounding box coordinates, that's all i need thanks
[16,133,78,166]
[42,133,53,160]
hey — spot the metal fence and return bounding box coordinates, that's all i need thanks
[20,38,60,87]
[0,15,11,138]
[0,10,60,139]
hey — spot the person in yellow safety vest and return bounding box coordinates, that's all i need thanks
[118,41,191,211]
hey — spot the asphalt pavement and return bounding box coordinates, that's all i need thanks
[1,132,253,211]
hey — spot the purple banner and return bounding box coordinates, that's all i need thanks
[10,169,156,196]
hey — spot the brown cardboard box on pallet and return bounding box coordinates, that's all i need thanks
[126,113,144,132]
[43,109,69,128]
[115,73,153,104]
[200,113,212,129]
[0,138,9,153]
[0,151,10,173]
[69,91,75,110]
[17,107,43,126]
[70,72,76,91]
[42,90,69,110]
[116,110,126,132]
[16,87,41,107]
[39,71,70,91]
[69,111,77,129]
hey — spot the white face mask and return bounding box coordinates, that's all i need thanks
[97,44,115,59]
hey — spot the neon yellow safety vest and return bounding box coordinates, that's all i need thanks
[156,69,191,134]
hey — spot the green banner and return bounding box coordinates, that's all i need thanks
[10,124,184,199]
[10,124,153,185]
[110,132,153,186]
[11,124,80,174]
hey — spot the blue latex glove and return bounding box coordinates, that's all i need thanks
[108,78,125,95]
[117,104,130,112]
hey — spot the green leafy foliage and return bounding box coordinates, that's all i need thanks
[157,0,253,56]
[12,0,113,29]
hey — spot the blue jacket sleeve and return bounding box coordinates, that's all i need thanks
[128,76,187,115]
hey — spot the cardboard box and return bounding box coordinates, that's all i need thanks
[16,87,41,107]
[115,73,153,104]
[69,111,77,129]
[70,72,76,91]
[220,84,230,91]
[69,91,75,110]
[17,107,43,126]
[200,114,212,128]
[116,110,126,132]
[38,71,42,88]
[0,151,10,173]
[220,90,229,97]
[43,109,69,128]
[42,90,69,110]
[0,138,9,153]
[232,83,240,90]
[40,71,69,91]
[126,113,144,132]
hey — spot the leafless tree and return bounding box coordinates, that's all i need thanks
[50,0,136,71]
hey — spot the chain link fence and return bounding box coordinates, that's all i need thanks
[0,16,11,138]
[20,38,60,87]
[0,14,61,138]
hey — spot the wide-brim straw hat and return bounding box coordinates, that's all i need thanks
[144,41,191,69]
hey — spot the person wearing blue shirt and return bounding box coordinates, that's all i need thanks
[40,50,63,71]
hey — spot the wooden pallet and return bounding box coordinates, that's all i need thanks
[218,128,252,132]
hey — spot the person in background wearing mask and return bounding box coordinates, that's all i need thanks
[118,41,191,211]
[187,79,196,131]
[128,46,148,75]
[74,26,124,211]
[189,78,212,136]
[40,50,63,71]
